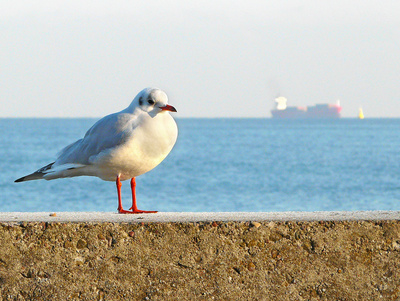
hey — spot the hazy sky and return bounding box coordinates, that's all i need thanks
[1,1,400,118]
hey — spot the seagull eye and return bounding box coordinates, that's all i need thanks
[148,99,155,105]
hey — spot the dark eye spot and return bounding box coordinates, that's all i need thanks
[139,97,143,105]
[148,99,155,105]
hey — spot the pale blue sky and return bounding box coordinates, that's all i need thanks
[1,1,400,117]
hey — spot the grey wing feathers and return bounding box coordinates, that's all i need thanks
[56,112,131,165]
[15,111,133,183]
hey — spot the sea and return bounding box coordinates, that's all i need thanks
[1,118,400,212]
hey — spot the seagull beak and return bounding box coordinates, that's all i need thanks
[160,104,177,112]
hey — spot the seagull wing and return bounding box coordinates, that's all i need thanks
[56,112,133,166]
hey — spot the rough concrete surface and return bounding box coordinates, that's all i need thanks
[0,213,399,300]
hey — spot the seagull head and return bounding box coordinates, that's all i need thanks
[134,88,177,115]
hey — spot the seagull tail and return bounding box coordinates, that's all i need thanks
[14,162,55,183]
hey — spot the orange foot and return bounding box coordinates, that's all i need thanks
[118,208,158,214]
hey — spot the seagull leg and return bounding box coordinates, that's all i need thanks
[128,177,158,213]
[116,175,131,214]
[115,176,134,213]
[116,176,157,214]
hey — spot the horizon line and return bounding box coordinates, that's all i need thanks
[1,116,399,119]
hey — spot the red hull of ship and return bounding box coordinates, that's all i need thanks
[271,104,342,119]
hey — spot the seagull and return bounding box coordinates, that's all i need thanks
[15,87,178,214]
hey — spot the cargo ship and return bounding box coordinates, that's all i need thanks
[271,97,342,119]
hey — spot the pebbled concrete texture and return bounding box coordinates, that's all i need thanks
[0,211,399,300]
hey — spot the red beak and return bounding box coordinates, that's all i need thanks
[160,104,177,112]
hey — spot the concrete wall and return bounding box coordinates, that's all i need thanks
[1,220,400,300]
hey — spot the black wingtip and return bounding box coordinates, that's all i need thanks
[14,162,55,183]
[14,177,25,183]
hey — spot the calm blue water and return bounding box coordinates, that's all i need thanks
[1,118,400,212]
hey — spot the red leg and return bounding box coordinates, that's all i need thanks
[116,176,157,214]
[116,175,132,214]
[128,177,158,213]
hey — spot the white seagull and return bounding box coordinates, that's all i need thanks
[15,87,178,214]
